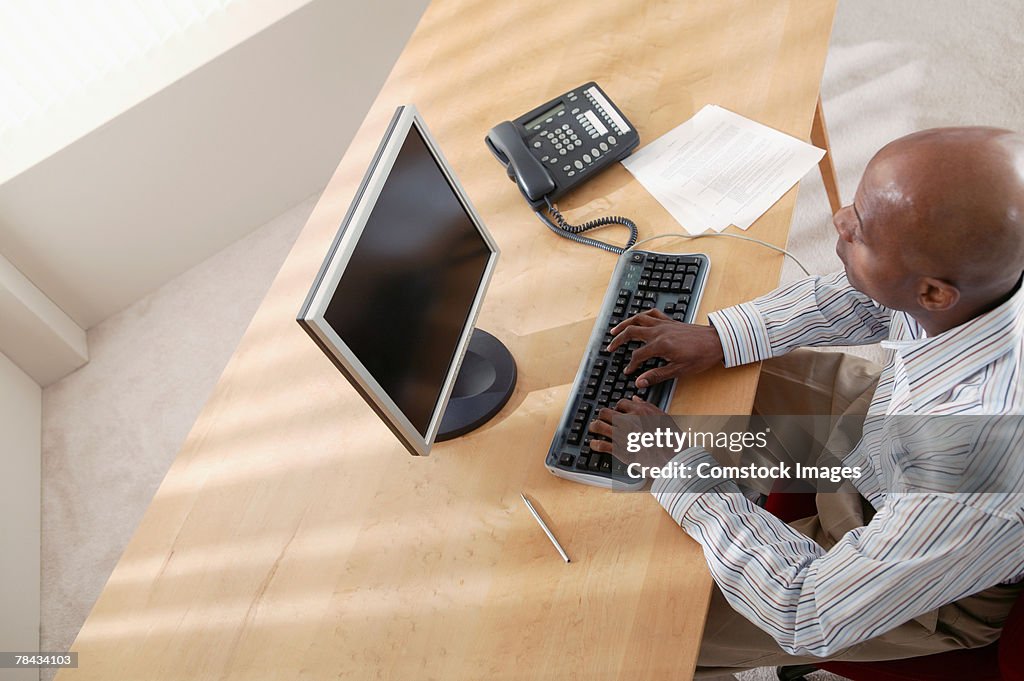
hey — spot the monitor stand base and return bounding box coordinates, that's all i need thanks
[436,328,517,441]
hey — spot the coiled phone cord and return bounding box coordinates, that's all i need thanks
[537,196,638,254]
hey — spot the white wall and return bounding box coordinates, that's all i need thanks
[0,352,41,681]
[0,0,428,329]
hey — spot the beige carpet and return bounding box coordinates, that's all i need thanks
[40,1,1024,680]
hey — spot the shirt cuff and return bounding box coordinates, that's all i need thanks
[708,302,773,367]
[650,448,735,524]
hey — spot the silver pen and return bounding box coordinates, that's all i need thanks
[520,493,571,563]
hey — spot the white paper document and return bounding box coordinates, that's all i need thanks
[621,105,825,233]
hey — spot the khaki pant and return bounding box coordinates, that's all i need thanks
[694,349,1023,678]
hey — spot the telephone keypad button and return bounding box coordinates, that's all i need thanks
[567,171,575,177]
[583,154,591,163]
[559,149,567,155]
[600,142,609,151]
[548,158,557,165]
[574,160,584,169]
[541,155,549,162]
[533,141,542,148]
[609,136,617,145]
[563,165,571,171]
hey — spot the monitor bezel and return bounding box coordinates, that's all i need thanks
[297,105,500,457]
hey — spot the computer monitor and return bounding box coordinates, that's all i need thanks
[297,105,517,457]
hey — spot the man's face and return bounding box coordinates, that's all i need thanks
[833,161,921,311]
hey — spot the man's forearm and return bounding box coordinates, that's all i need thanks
[709,271,892,367]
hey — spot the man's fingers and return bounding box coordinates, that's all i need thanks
[615,397,646,413]
[609,314,641,337]
[609,309,664,335]
[588,413,615,439]
[623,343,656,374]
[635,365,675,389]
[607,324,647,352]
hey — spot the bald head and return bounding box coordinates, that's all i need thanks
[835,127,1024,333]
[868,127,1024,293]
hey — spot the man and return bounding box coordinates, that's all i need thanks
[589,127,1024,676]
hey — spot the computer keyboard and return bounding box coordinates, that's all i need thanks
[545,249,710,489]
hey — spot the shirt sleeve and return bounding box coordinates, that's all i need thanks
[654,470,1024,656]
[708,270,892,367]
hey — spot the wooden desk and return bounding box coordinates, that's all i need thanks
[60,1,836,678]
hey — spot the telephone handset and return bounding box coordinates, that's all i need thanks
[485,82,641,253]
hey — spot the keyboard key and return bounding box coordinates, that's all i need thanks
[560,452,574,467]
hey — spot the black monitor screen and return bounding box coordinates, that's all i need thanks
[322,126,492,436]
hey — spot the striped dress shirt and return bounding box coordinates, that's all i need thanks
[651,270,1024,657]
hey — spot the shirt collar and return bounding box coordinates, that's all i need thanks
[880,281,1024,407]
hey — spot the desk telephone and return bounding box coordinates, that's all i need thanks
[486,82,641,253]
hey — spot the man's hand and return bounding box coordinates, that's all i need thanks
[588,396,667,454]
[606,310,726,387]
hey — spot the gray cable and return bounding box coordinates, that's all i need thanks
[627,231,811,276]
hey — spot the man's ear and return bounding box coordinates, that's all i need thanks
[917,277,960,311]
